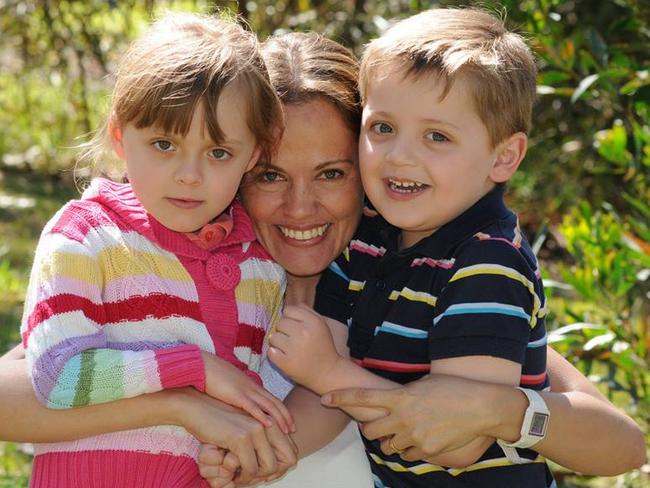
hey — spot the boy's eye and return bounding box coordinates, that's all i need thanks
[153,140,174,152]
[319,169,344,180]
[210,148,231,160]
[371,122,393,134]
[426,131,449,142]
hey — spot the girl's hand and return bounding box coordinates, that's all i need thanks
[198,422,298,487]
[202,352,295,434]
[268,304,343,393]
[198,445,236,488]
[173,388,279,484]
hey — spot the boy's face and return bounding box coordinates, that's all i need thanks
[359,68,506,248]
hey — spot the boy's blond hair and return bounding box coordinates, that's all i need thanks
[82,11,282,178]
[359,8,537,147]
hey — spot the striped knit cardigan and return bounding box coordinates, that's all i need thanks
[20,178,286,488]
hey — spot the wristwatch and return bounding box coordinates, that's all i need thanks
[497,387,550,463]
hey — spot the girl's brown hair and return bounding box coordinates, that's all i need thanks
[82,11,282,178]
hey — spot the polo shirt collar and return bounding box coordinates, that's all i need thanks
[378,186,510,258]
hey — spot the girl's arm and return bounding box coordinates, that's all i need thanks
[2,350,296,484]
[322,346,646,476]
[0,352,177,442]
[21,220,290,431]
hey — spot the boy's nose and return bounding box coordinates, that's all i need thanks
[385,138,417,167]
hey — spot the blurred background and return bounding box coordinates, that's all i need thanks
[0,0,648,486]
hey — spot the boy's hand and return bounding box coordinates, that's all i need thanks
[268,304,342,393]
[202,352,295,434]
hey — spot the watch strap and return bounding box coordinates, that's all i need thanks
[497,387,550,459]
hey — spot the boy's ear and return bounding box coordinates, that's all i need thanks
[489,132,528,183]
[245,145,262,172]
[108,117,126,160]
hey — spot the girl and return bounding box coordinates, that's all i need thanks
[21,12,293,488]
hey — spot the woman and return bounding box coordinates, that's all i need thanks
[0,31,644,486]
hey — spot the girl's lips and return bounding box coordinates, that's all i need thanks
[166,197,203,209]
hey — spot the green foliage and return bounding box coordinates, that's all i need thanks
[0,443,30,488]
[551,201,650,487]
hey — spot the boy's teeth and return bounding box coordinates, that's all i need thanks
[388,178,426,192]
[279,224,329,240]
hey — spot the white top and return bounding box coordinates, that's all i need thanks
[260,360,373,487]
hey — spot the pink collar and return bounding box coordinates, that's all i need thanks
[85,178,257,259]
[185,213,234,250]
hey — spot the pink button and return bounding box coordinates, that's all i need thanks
[206,253,241,291]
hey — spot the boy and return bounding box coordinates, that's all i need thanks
[269,7,554,487]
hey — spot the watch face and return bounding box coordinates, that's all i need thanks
[529,412,549,437]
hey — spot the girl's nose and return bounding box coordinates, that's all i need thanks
[174,158,203,186]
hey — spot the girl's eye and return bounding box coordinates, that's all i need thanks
[371,122,393,134]
[261,170,285,183]
[426,131,449,142]
[153,140,174,152]
[210,148,231,160]
[319,169,344,180]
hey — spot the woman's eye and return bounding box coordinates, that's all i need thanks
[426,131,449,142]
[153,140,174,152]
[261,170,284,183]
[371,122,393,134]
[319,169,344,180]
[210,148,231,160]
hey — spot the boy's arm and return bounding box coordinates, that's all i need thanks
[418,355,520,468]
[411,237,547,468]
[269,305,401,422]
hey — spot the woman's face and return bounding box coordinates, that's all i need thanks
[240,98,363,277]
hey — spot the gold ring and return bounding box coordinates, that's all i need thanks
[388,437,405,454]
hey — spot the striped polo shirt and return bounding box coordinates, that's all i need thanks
[315,187,555,488]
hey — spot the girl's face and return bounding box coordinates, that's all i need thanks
[111,86,260,233]
[240,98,364,277]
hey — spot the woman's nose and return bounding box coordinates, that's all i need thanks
[283,181,317,218]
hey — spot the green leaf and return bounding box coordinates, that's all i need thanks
[594,120,633,165]
[571,73,599,103]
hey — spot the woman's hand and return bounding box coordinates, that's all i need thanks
[202,351,294,434]
[322,374,497,462]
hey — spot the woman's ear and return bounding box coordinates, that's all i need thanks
[489,132,528,184]
[108,117,126,160]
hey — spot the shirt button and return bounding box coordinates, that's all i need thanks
[375,280,386,290]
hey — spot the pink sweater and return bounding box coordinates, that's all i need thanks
[22,179,286,487]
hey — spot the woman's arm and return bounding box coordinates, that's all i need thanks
[322,346,646,476]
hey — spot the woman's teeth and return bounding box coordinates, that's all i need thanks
[388,178,427,193]
[279,224,330,240]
